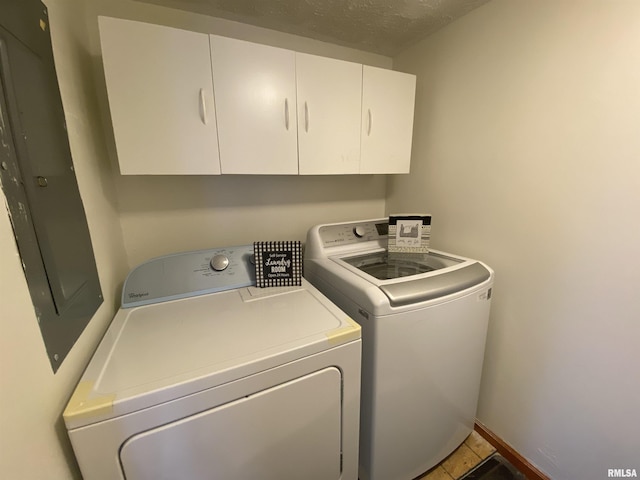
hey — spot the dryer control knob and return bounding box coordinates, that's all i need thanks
[210,254,230,272]
[353,226,366,238]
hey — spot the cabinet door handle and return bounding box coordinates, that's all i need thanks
[304,102,309,132]
[367,109,372,136]
[199,88,207,125]
[284,98,290,130]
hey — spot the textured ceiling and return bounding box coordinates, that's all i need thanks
[134,0,492,56]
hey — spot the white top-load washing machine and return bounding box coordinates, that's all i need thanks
[305,219,494,480]
[64,244,361,480]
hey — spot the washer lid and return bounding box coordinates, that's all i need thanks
[379,261,491,306]
[63,281,360,429]
[342,250,462,280]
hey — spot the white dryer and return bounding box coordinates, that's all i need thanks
[64,244,361,480]
[305,219,494,480]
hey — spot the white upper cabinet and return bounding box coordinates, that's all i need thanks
[98,17,220,175]
[296,53,363,175]
[98,17,416,176]
[360,66,416,174]
[210,36,298,174]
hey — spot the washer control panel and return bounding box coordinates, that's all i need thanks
[122,245,255,308]
[319,221,389,248]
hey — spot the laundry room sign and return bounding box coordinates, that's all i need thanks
[253,241,303,287]
[388,214,431,254]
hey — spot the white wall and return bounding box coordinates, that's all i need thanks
[0,0,129,478]
[114,174,386,266]
[86,0,391,267]
[388,1,640,478]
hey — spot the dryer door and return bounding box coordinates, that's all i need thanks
[119,367,342,480]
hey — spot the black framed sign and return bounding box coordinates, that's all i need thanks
[253,241,303,287]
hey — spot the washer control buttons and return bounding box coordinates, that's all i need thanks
[210,254,230,272]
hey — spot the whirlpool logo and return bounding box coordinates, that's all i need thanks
[128,292,150,299]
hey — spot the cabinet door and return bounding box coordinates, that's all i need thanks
[210,36,298,174]
[296,53,362,175]
[98,17,220,175]
[361,66,416,174]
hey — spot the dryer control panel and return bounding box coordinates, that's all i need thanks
[122,245,255,308]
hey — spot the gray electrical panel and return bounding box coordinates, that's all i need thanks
[0,0,103,372]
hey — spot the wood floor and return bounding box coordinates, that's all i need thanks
[418,431,510,479]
